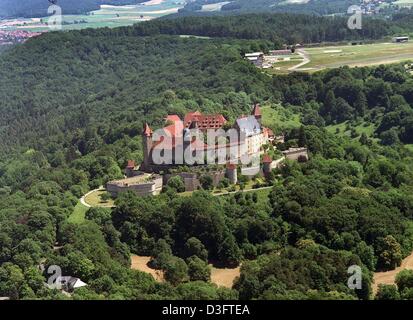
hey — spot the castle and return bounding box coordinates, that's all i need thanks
[140,103,274,173]
[106,104,308,197]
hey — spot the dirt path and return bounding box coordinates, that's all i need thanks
[131,255,164,282]
[130,255,240,287]
[373,251,413,295]
[210,266,240,288]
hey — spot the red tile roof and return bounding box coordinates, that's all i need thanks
[184,111,226,130]
[262,154,272,163]
[226,163,237,170]
[126,160,136,169]
[165,115,181,124]
[263,127,274,138]
[143,123,153,136]
[252,104,261,117]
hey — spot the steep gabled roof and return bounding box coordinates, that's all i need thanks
[262,154,272,163]
[143,123,153,136]
[236,116,261,136]
[126,160,136,169]
[165,115,181,124]
[252,103,262,117]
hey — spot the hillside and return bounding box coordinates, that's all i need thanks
[0,30,271,156]
[179,0,360,15]
[1,14,413,301]
[135,13,413,44]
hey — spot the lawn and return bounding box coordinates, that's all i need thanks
[261,105,301,130]
[303,42,413,72]
[68,201,88,224]
[84,189,115,208]
[405,144,413,153]
[326,121,375,135]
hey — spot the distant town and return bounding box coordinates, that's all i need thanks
[0,30,43,45]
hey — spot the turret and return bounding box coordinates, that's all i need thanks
[125,160,136,177]
[262,154,272,177]
[142,123,153,171]
[226,163,238,185]
[251,103,262,125]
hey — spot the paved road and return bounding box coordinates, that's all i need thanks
[79,187,103,208]
[288,49,310,71]
[213,186,273,197]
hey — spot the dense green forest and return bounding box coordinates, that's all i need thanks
[139,13,413,44]
[179,0,361,15]
[1,13,413,300]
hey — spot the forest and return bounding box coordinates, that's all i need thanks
[0,13,413,300]
[134,13,413,44]
[179,0,361,16]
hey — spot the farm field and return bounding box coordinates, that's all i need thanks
[0,0,185,32]
[394,0,413,7]
[199,1,231,12]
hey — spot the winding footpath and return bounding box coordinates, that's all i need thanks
[79,187,102,208]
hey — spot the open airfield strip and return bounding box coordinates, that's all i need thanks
[269,41,413,74]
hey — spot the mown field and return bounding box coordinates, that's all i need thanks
[304,42,413,71]
[268,42,413,74]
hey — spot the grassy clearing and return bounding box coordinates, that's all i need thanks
[326,121,376,140]
[405,144,413,153]
[304,42,413,72]
[68,201,88,224]
[84,189,115,207]
[261,105,301,130]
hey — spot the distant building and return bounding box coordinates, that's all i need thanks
[245,52,264,67]
[262,154,272,176]
[282,147,309,162]
[45,276,87,293]
[106,173,163,197]
[125,160,138,177]
[393,36,409,43]
[268,49,292,56]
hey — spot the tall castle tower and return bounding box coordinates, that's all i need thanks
[142,123,153,171]
[251,103,262,125]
